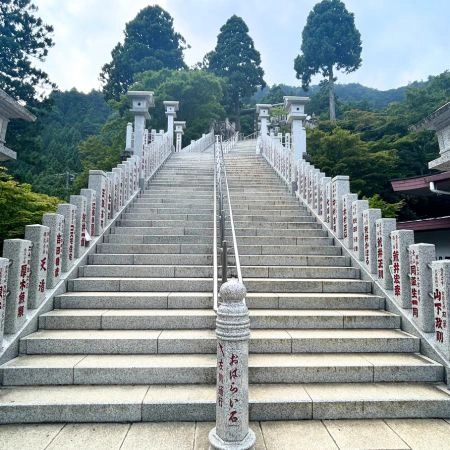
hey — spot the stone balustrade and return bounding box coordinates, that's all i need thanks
[259,129,450,363]
[182,130,215,152]
[0,120,173,353]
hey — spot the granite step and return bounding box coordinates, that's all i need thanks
[89,253,213,265]
[79,265,215,278]
[104,234,211,244]
[1,382,449,423]
[96,243,212,254]
[235,244,341,256]
[1,353,442,386]
[38,309,400,331]
[19,329,419,355]
[54,292,384,311]
[111,227,213,236]
[117,219,213,228]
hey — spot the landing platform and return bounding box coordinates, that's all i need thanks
[2,419,450,449]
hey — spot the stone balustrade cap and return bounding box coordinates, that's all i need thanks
[219,279,247,302]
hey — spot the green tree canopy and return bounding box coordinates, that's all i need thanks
[0,0,55,105]
[206,15,265,130]
[100,5,187,100]
[294,0,362,121]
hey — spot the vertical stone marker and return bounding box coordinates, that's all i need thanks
[106,172,114,221]
[112,167,124,210]
[319,176,331,220]
[3,239,32,334]
[363,209,382,274]
[209,280,255,450]
[375,218,396,289]
[88,170,107,236]
[80,189,96,241]
[24,224,50,309]
[391,230,414,308]
[409,243,435,332]
[57,204,77,273]
[342,193,358,249]
[0,258,9,344]
[351,200,369,261]
[70,195,87,258]
[431,261,450,358]
[42,213,64,289]
[331,175,350,238]
[325,180,332,228]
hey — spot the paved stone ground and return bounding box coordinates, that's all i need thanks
[2,419,450,449]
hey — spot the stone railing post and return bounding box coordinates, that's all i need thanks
[390,230,414,308]
[106,172,114,220]
[0,257,8,343]
[80,189,96,240]
[88,170,107,236]
[319,177,331,219]
[209,280,256,450]
[42,213,64,289]
[409,243,436,332]
[342,194,358,249]
[3,239,32,334]
[112,168,124,210]
[351,200,369,261]
[56,204,77,273]
[362,209,382,274]
[331,175,350,238]
[375,218,396,289]
[324,179,332,227]
[431,260,450,358]
[70,195,87,258]
[24,224,50,309]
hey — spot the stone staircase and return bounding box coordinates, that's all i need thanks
[1,142,450,423]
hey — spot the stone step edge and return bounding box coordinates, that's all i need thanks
[0,383,449,422]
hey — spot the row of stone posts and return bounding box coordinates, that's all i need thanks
[0,92,177,350]
[256,96,450,362]
[295,152,450,359]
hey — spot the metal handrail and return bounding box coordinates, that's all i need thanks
[215,133,242,284]
[213,145,218,311]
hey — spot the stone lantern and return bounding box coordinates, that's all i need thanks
[163,100,179,146]
[127,91,154,156]
[256,104,271,137]
[174,121,186,152]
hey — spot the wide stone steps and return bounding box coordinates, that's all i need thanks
[1,382,450,423]
[37,309,400,330]
[54,292,384,310]
[18,329,418,355]
[1,353,442,386]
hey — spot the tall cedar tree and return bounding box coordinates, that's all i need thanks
[294,0,362,121]
[100,5,187,100]
[0,0,55,105]
[206,15,265,130]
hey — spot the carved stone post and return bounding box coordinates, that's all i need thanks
[362,208,382,274]
[42,213,64,289]
[409,243,436,332]
[331,175,350,239]
[0,257,8,344]
[431,261,450,358]
[391,230,414,308]
[209,280,256,450]
[3,239,32,334]
[88,170,107,236]
[375,218,396,289]
[342,194,358,249]
[351,200,369,261]
[24,224,50,308]
[70,195,87,258]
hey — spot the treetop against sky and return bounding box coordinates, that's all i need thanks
[27,0,450,93]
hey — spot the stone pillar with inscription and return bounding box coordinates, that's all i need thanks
[57,204,77,273]
[431,260,450,358]
[331,175,350,239]
[342,193,358,249]
[324,179,332,227]
[390,230,414,308]
[375,218,396,289]
[70,195,87,258]
[319,177,331,220]
[0,257,8,344]
[80,189,96,241]
[24,224,50,309]
[3,239,32,334]
[88,170,107,236]
[362,209,382,274]
[112,167,124,210]
[42,213,64,289]
[351,200,369,261]
[409,243,436,332]
[209,280,255,450]
[174,121,186,153]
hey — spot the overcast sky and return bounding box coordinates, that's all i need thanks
[34,0,450,93]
